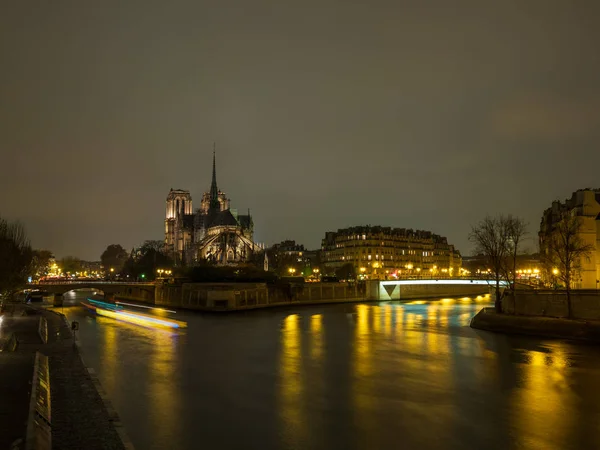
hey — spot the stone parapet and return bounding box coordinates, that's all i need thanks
[471,307,600,341]
[503,290,600,320]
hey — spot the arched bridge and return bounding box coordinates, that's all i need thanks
[26,281,156,304]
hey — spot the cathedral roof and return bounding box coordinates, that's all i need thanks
[208,209,239,227]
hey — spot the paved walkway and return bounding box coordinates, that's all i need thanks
[0,304,128,450]
[0,305,39,449]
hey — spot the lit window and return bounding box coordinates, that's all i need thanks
[368,255,372,261]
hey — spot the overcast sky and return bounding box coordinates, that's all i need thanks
[1,0,599,260]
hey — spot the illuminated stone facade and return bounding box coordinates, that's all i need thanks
[321,226,461,279]
[539,188,600,289]
[164,153,258,265]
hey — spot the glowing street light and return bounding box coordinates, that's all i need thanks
[552,268,559,276]
[288,268,296,275]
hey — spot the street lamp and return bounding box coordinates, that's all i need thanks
[288,268,296,275]
[359,267,366,279]
[552,268,559,289]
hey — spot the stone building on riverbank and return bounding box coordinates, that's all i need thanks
[321,225,461,279]
[164,152,260,265]
[539,188,600,289]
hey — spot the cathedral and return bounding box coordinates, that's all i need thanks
[164,152,259,265]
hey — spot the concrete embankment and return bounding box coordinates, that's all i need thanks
[150,280,490,312]
[470,307,600,341]
[0,303,133,449]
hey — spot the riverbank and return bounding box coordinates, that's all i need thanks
[0,303,133,449]
[470,307,600,341]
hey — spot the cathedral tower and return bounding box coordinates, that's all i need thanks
[165,189,193,262]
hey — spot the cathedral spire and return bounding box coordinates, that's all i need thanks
[209,143,220,211]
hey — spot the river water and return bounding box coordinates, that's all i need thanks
[59,291,600,450]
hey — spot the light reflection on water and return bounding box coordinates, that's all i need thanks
[61,291,600,450]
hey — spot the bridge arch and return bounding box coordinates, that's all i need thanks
[26,282,156,304]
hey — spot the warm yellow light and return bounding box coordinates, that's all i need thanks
[110,268,114,272]
[360,267,366,273]
[416,268,421,272]
[552,268,559,275]
[406,264,413,270]
[93,307,187,329]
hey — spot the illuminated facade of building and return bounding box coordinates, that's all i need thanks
[539,188,600,289]
[265,240,320,276]
[321,226,461,279]
[164,153,258,265]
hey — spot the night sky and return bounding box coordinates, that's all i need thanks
[2,1,599,260]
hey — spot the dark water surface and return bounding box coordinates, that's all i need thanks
[60,291,600,450]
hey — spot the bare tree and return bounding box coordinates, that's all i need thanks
[0,217,33,299]
[31,249,54,280]
[542,211,594,317]
[469,215,526,312]
[506,216,528,289]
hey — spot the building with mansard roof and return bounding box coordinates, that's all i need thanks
[539,188,600,289]
[321,225,461,279]
[164,152,259,265]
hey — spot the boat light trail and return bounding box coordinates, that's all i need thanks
[83,302,187,329]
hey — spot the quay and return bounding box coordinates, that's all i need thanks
[28,279,495,312]
[0,302,133,450]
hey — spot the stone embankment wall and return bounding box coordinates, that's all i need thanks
[502,290,600,320]
[155,282,367,311]
[111,286,154,303]
[151,280,490,311]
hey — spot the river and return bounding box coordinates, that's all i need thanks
[59,290,600,450]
